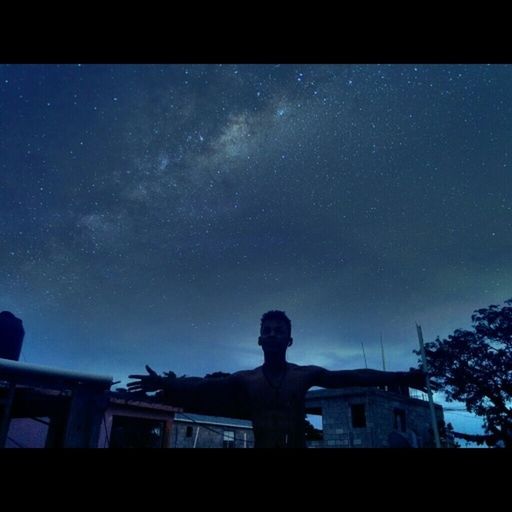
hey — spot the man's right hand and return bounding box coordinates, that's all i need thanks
[127,365,166,393]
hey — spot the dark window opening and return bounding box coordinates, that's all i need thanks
[351,404,366,428]
[186,425,193,437]
[394,409,406,432]
[109,416,165,448]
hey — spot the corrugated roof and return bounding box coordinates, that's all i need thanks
[175,412,252,429]
[109,396,182,413]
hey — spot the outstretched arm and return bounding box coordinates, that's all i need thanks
[310,366,426,390]
[127,365,202,396]
[127,365,247,418]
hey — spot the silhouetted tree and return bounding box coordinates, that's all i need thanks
[416,299,512,448]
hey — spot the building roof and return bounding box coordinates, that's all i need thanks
[175,412,252,429]
[306,386,442,410]
[307,386,414,399]
[108,396,182,413]
[0,357,112,391]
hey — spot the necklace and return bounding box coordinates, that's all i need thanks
[262,364,288,397]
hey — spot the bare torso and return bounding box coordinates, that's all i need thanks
[233,363,318,448]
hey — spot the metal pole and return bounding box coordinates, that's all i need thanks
[361,342,368,368]
[380,333,386,371]
[416,323,441,448]
[193,425,200,448]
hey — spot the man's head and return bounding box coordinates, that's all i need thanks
[258,310,293,353]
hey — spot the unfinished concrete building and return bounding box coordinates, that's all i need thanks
[305,386,445,448]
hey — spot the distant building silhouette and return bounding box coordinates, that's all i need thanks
[0,311,25,361]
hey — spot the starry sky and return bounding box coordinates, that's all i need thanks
[1,64,511,439]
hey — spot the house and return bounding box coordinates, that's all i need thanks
[305,386,446,448]
[0,358,181,448]
[172,412,254,448]
[99,395,182,448]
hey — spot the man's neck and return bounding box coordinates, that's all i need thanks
[263,352,288,370]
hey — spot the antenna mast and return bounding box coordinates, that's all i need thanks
[361,342,368,368]
[380,332,386,371]
[416,323,442,448]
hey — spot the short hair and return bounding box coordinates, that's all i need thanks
[260,310,292,336]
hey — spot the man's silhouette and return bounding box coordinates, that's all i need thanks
[128,310,425,448]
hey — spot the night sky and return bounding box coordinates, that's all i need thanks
[2,64,511,439]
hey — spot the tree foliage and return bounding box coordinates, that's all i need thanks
[417,298,512,447]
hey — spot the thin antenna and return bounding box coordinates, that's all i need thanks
[380,332,386,371]
[416,323,441,448]
[361,342,368,368]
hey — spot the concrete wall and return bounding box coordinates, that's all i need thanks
[306,388,444,448]
[172,421,254,448]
